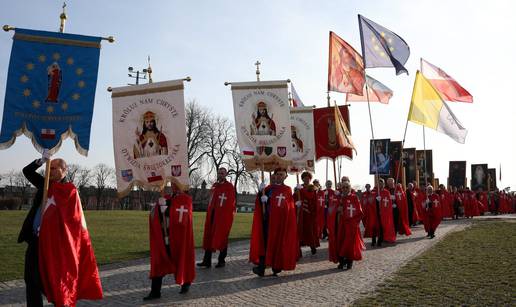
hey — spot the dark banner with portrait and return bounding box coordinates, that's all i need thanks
[389,141,402,179]
[471,164,488,191]
[448,161,466,189]
[487,168,497,191]
[416,150,433,186]
[369,139,390,175]
[402,148,417,185]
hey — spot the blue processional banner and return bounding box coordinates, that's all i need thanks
[0,28,102,155]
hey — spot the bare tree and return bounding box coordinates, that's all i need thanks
[75,166,92,206]
[14,171,31,209]
[66,163,81,184]
[92,163,114,210]
[206,115,233,175]
[186,100,211,176]
[227,139,258,195]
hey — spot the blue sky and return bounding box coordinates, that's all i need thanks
[1,0,515,190]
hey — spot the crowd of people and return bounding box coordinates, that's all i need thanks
[18,153,515,306]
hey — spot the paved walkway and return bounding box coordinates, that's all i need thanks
[3,216,513,306]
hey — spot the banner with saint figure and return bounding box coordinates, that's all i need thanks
[313,105,353,161]
[448,161,466,189]
[403,148,417,184]
[289,106,315,173]
[111,80,189,197]
[0,28,103,155]
[231,80,292,172]
[471,164,488,192]
[416,149,433,186]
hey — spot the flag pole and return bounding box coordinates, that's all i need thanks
[395,119,410,185]
[365,83,381,196]
[42,3,69,216]
[422,126,428,187]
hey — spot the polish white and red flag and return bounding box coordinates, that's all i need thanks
[421,58,473,103]
[40,129,56,140]
[291,83,305,107]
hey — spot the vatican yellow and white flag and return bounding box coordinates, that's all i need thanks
[231,80,292,172]
[111,80,189,197]
[289,106,315,173]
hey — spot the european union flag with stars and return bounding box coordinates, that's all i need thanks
[358,14,410,76]
[0,28,102,156]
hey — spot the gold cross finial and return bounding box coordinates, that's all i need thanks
[59,2,67,33]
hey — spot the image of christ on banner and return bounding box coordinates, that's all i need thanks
[133,111,168,158]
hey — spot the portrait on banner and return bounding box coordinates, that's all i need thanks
[369,139,390,175]
[448,161,466,189]
[471,164,488,191]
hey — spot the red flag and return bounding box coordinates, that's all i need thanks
[420,58,473,103]
[346,75,393,104]
[328,31,365,94]
[334,103,356,154]
[38,183,103,306]
[203,180,236,251]
[313,106,353,161]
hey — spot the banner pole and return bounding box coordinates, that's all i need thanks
[423,126,428,187]
[365,83,381,196]
[395,119,410,184]
[332,159,337,189]
[41,158,52,215]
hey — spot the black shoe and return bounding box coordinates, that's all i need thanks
[337,263,344,270]
[179,283,190,294]
[346,261,353,270]
[215,261,226,268]
[311,247,317,255]
[143,292,161,301]
[272,268,282,276]
[371,241,376,247]
[430,234,435,239]
[196,261,211,268]
[252,266,265,277]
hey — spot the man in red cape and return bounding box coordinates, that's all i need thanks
[198,167,236,268]
[451,186,462,220]
[331,181,364,270]
[371,179,396,245]
[362,183,377,240]
[437,185,453,219]
[294,171,320,255]
[22,154,103,307]
[394,183,411,236]
[412,182,426,223]
[144,182,195,300]
[423,186,442,239]
[463,188,478,218]
[477,188,488,215]
[405,183,419,226]
[317,180,337,240]
[250,168,298,277]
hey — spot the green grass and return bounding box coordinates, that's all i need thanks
[354,220,516,306]
[0,210,252,282]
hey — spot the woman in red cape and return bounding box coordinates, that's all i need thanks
[249,169,298,277]
[145,183,195,300]
[294,171,320,255]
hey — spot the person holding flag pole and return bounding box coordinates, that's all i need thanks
[1,5,114,306]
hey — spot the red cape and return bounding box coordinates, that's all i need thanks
[202,181,236,251]
[294,185,320,247]
[395,186,411,236]
[335,194,364,262]
[361,191,378,238]
[423,194,442,232]
[413,188,426,222]
[373,188,396,243]
[407,190,421,223]
[38,182,102,307]
[250,184,298,270]
[149,193,195,285]
[477,192,488,214]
